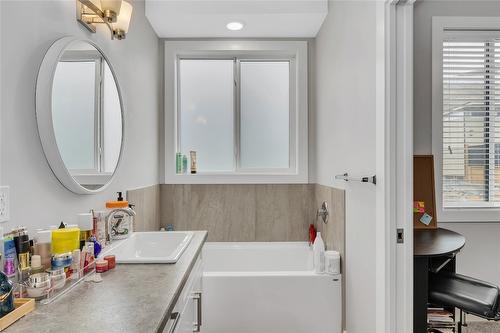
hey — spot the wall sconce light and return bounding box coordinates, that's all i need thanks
[76,0,133,40]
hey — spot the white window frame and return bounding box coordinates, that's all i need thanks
[164,41,308,184]
[57,50,113,186]
[432,16,500,222]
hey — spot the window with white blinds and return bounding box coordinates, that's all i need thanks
[442,38,500,208]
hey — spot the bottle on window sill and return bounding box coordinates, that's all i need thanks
[176,152,182,174]
[190,151,197,174]
[182,155,188,174]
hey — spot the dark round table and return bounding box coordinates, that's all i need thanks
[413,227,466,333]
[414,227,466,257]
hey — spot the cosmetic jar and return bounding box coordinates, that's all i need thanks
[96,259,109,273]
[28,273,50,288]
[104,255,116,269]
[48,268,66,290]
[26,272,51,299]
[324,251,341,275]
[51,252,73,269]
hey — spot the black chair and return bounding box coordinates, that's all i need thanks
[429,272,500,332]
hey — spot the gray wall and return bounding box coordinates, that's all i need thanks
[0,0,161,232]
[414,0,500,287]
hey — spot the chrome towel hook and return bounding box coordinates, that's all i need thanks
[334,173,376,185]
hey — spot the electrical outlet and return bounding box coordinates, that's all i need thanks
[0,186,10,223]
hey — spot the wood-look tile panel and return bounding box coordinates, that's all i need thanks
[255,184,314,241]
[126,184,161,232]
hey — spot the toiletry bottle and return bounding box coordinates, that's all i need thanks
[94,211,107,247]
[11,227,29,260]
[129,203,136,232]
[176,152,182,174]
[106,192,132,240]
[30,255,45,275]
[309,224,317,245]
[70,249,81,280]
[0,228,4,274]
[182,155,188,174]
[12,227,30,285]
[77,213,93,250]
[3,236,16,279]
[33,229,52,269]
[190,151,197,174]
[313,232,325,273]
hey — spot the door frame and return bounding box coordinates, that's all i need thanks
[377,1,414,332]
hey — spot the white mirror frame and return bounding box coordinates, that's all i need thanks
[36,37,125,195]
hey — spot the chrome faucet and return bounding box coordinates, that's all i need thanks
[106,207,136,243]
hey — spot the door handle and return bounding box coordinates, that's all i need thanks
[192,291,202,332]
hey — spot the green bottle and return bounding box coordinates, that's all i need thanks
[182,155,188,174]
[176,153,182,174]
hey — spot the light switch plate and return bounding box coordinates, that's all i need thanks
[0,186,10,223]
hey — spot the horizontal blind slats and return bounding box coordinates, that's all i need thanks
[442,38,500,207]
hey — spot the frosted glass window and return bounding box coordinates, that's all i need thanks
[179,59,235,172]
[52,61,96,170]
[240,61,290,169]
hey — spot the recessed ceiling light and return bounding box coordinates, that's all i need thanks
[226,22,244,31]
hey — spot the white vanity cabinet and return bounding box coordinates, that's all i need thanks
[163,256,203,333]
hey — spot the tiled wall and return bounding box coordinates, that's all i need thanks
[126,185,161,232]
[128,183,345,249]
[127,184,345,245]
[160,184,314,242]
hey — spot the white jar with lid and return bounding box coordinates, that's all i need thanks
[325,251,341,275]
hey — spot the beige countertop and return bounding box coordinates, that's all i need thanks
[5,231,208,333]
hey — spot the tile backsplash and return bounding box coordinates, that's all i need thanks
[127,184,161,232]
[128,183,344,249]
[161,184,315,242]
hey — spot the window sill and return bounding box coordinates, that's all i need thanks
[164,173,309,184]
[438,207,500,223]
[439,221,500,224]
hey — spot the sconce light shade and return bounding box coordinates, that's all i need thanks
[88,0,102,10]
[100,0,122,15]
[114,1,132,34]
[77,0,132,40]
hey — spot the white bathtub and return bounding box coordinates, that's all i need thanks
[202,242,342,333]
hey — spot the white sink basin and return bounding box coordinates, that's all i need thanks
[102,231,193,263]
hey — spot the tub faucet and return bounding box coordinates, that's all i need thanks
[106,207,136,243]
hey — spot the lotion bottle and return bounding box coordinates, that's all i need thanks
[313,232,325,273]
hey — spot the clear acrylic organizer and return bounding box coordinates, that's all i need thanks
[16,260,96,304]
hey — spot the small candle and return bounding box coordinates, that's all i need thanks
[104,255,116,269]
[96,259,108,273]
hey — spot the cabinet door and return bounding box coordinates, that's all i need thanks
[174,294,196,333]
[165,257,203,333]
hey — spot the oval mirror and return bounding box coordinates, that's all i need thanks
[36,37,124,194]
